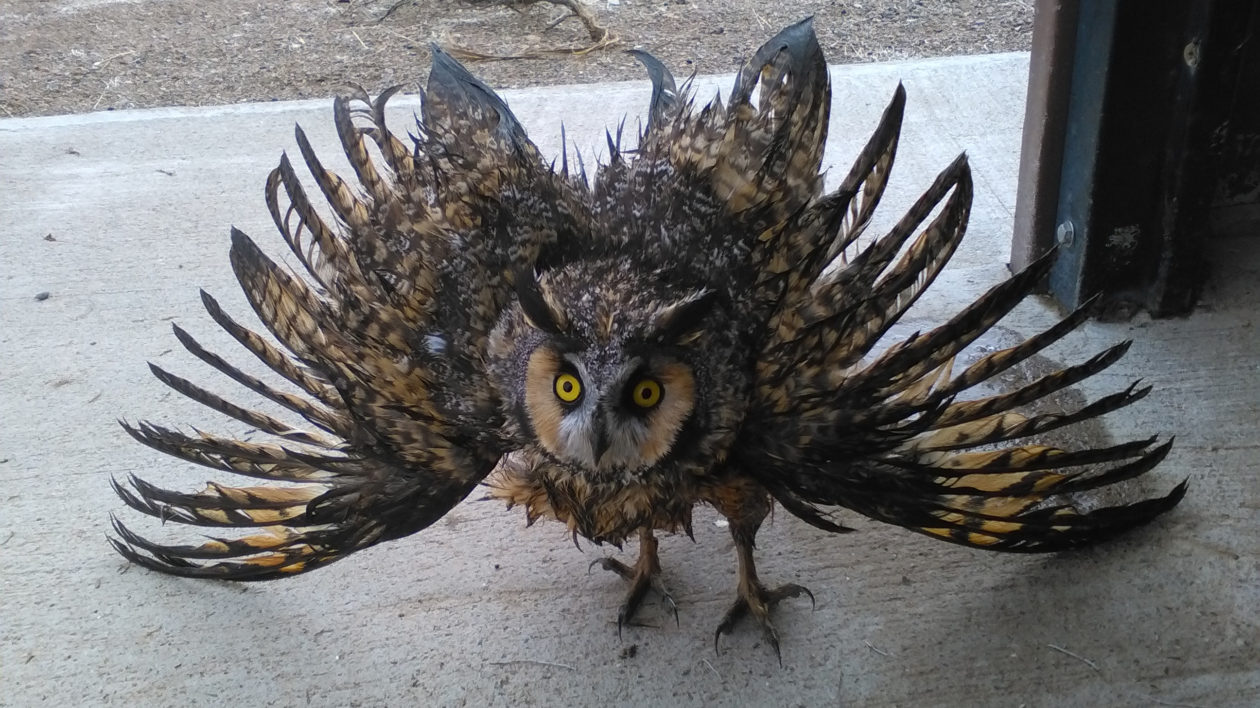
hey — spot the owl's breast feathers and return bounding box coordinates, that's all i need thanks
[485,451,700,545]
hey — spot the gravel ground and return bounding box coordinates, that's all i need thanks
[0,0,1032,117]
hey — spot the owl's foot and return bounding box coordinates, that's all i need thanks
[713,532,814,665]
[589,529,677,635]
[713,579,814,664]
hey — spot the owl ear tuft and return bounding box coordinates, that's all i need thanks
[653,290,717,345]
[515,270,566,334]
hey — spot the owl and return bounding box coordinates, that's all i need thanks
[111,19,1186,661]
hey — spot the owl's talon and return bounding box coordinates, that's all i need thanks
[661,583,680,627]
[713,580,813,666]
[591,556,634,579]
[593,529,675,632]
[768,582,815,610]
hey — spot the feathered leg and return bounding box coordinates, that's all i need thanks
[708,479,815,665]
[590,528,678,634]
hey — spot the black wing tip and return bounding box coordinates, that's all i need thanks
[425,42,523,135]
[118,418,147,442]
[1161,476,1188,501]
[376,84,405,103]
[756,16,822,65]
[629,47,680,130]
[107,533,237,580]
[732,17,825,102]
[1165,477,1190,508]
[774,17,822,62]
[628,48,677,86]
[198,289,227,321]
[887,82,908,117]
[228,226,258,256]
[291,125,322,170]
[935,152,972,189]
[776,16,818,44]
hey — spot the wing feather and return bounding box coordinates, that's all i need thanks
[109,58,586,577]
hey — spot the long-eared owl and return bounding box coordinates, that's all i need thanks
[110,19,1186,659]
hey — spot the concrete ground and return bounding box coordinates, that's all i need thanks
[1,53,1256,707]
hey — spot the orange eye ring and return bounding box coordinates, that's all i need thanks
[554,373,582,403]
[631,379,663,409]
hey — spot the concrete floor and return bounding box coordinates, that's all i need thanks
[2,53,1256,707]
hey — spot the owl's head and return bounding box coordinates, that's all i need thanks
[488,262,745,475]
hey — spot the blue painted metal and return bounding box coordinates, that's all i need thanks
[1049,0,1119,310]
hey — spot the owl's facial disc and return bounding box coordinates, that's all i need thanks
[523,346,695,472]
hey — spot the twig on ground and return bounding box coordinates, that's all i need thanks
[863,640,892,657]
[440,1,621,60]
[376,0,412,23]
[92,50,135,69]
[531,0,614,44]
[1046,643,1101,673]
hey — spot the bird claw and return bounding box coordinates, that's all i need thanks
[590,556,633,579]
[713,582,814,666]
[591,554,677,634]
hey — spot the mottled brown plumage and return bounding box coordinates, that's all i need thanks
[111,20,1186,660]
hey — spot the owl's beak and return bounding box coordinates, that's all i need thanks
[591,416,611,464]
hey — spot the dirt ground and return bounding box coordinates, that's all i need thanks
[0,0,1032,118]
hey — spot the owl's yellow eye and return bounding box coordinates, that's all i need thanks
[630,378,663,409]
[554,373,582,403]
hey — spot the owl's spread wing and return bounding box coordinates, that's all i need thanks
[575,19,830,288]
[738,70,1186,549]
[111,48,585,578]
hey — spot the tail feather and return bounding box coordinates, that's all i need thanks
[628,49,680,133]
[659,18,830,235]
